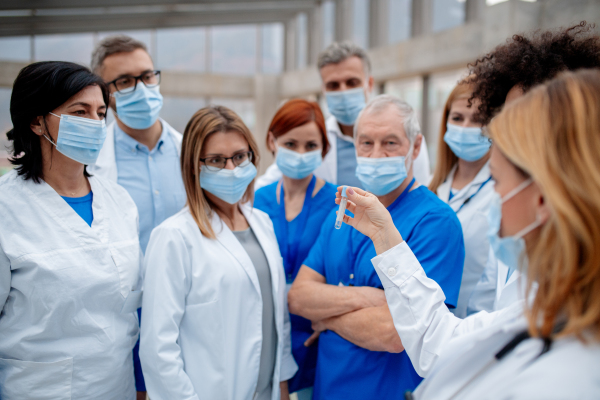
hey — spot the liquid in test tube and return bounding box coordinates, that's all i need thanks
[335,186,348,229]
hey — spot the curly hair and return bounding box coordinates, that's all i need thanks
[467,21,600,124]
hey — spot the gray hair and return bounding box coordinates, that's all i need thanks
[317,41,371,76]
[354,94,421,143]
[91,35,148,74]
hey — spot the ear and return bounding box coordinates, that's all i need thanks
[533,184,551,225]
[267,131,278,155]
[30,116,45,137]
[366,75,375,94]
[411,134,423,161]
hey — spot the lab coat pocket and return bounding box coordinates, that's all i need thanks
[0,357,73,400]
[121,289,143,314]
[110,243,141,298]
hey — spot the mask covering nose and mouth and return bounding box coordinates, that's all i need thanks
[325,87,367,126]
[200,164,258,205]
[43,113,107,165]
[355,149,413,196]
[275,147,322,180]
[443,122,491,162]
[113,85,163,130]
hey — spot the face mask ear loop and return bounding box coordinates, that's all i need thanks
[513,217,542,240]
[501,178,534,203]
[40,114,57,147]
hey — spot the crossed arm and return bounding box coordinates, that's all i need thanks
[287,265,404,353]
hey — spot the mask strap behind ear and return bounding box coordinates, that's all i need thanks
[501,178,533,203]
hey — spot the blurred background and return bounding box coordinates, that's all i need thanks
[0,0,598,176]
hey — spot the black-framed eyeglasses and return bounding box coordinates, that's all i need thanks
[200,151,253,172]
[107,70,161,94]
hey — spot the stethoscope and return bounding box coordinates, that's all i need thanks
[453,176,493,213]
[403,321,566,400]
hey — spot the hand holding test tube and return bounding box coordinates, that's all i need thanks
[335,186,348,229]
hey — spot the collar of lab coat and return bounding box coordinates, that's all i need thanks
[211,203,281,298]
[437,160,491,211]
[91,118,183,182]
[22,174,110,245]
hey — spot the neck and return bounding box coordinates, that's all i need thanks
[115,116,163,150]
[338,122,354,138]
[377,170,414,208]
[454,155,489,185]
[206,191,242,222]
[282,174,313,200]
[41,144,89,197]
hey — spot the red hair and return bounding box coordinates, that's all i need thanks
[268,99,330,157]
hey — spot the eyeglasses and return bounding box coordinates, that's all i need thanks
[200,151,253,172]
[107,70,161,94]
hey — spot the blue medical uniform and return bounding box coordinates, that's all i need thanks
[114,123,186,392]
[254,175,338,393]
[303,179,465,399]
[61,192,94,227]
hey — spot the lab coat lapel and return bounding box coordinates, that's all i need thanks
[445,161,491,211]
[213,210,261,295]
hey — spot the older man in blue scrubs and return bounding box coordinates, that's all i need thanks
[288,95,464,399]
[88,35,186,400]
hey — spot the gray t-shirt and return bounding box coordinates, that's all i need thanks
[233,228,278,400]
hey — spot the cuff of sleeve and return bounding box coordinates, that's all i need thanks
[280,353,299,382]
[371,241,423,289]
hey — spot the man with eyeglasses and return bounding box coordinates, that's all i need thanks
[89,35,186,400]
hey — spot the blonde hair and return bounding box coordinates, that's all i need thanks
[429,82,477,192]
[489,69,600,339]
[180,106,260,239]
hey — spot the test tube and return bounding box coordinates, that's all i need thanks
[335,186,348,229]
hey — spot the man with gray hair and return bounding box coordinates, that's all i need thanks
[256,41,431,189]
[288,95,464,399]
[88,35,186,399]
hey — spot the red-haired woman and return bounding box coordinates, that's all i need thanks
[254,99,336,399]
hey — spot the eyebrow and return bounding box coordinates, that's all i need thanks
[67,101,106,109]
[204,148,248,156]
[115,70,154,80]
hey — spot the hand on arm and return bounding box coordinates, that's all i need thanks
[288,266,387,322]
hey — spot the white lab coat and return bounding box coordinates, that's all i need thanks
[0,170,142,400]
[436,162,495,317]
[371,242,600,399]
[255,115,432,189]
[88,118,183,182]
[140,204,298,400]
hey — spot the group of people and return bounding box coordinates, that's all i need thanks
[0,20,599,400]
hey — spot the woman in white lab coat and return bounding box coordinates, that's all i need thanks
[0,62,142,399]
[140,105,297,400]
[428,82,495,318]
[336,69,600,398]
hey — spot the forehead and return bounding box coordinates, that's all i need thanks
[100,48,153,81]
[319,56,367,82]
[61,85,105,107]
[357,106,407,139]
[276,121,322,140]
[203,130,249,154]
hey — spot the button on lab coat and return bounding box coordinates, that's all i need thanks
[436,162,495,317]
[371,242,600,399]
[0,170,142,400]
[140,204,298,400]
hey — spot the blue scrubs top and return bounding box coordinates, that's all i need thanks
[61,191,93,227]
[303,181,465,399]
[254,176,338,392]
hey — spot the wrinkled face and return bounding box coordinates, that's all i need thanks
[320,56,373,97]
[201,130,251,171]
[269,121,323,155]
[448,97,482,128]
[355,105,413,159]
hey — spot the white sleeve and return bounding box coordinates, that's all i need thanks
[0,244,10,315]
[371,242,512,377]
[255,163,283,191]
[413,134,431,185]
[466,248,498,315]
[280,285,298,381]
[140,226,199,400]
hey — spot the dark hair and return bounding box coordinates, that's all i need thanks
[467,21,600,124]
[7,61,109,183]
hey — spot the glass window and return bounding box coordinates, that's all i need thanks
[161,96,208,134]
[432,0,466,33]
[35,33,95,65]
[296,13,308,69]
[261,23,284,74]
[209,98,256,130]
[210,25,257,76]
[322,1,336,49]
[388,0,412,43]
[352,0,370,48]
[156,27,207,72]
[0,37,31,62]
[384,77,424,125]
[0,88,13,176]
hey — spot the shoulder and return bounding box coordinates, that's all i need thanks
[91,175,135,205]
[162,119,183,142]
[254,181,278,208]
[410,186,460,221]
[150,207,199,245]
[0,171,23,207]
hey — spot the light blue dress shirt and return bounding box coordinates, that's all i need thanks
[335,136,363,188]
[114,123,186,253]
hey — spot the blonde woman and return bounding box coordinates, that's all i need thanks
[336,69,600,398]
[140,106,297,400]
[428,82,495,318]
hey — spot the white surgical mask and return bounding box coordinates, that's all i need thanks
[275,146,322,180]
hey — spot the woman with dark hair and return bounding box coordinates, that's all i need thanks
[0,62,142,399]
[253,99,337,400]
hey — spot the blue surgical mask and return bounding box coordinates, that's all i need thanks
[355,154,411,196]
[43,112,107,165]
[200,163,257,205]
[276,146,322,180]
[113,85,163,130]
[487,178,541,280]
[325,87,366,126]
[444,123,491,162]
